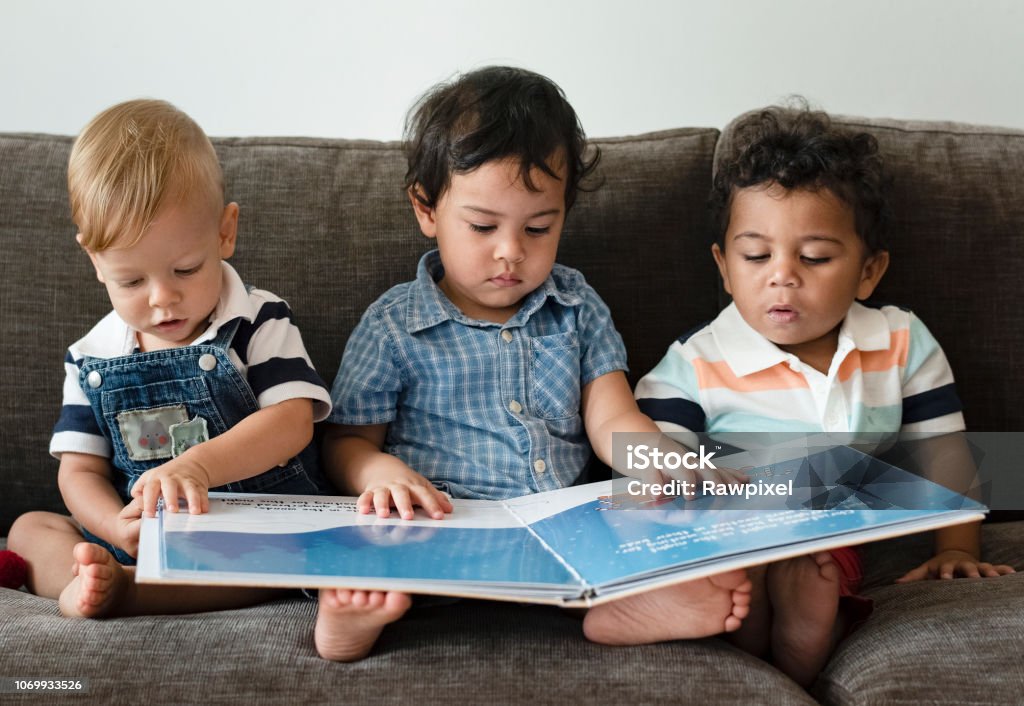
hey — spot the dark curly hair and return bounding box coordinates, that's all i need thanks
[403,66,600,211]
[710,103,889,253]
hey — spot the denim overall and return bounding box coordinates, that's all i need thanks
[78,316,327,564]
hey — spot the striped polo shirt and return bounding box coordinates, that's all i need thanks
[635,302,965,446]
[50,262,331,460]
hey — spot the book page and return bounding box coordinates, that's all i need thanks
[141,493,580,592]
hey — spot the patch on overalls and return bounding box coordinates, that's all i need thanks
[116,405,188,461]
[169,416,210,458]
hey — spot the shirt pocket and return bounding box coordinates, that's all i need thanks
[529,331,581,420]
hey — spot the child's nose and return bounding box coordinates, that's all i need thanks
[494,232,526,264]
[148,279,181,307]
[768,258,801,287]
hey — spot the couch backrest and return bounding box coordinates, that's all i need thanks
[3,118,1022,534]
[0,128,720,532]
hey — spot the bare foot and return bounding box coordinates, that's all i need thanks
[582,569,752,645]
[726,563,772,657]
[314,589,412,662]
[58,543,131,618]
[767,552,841,687]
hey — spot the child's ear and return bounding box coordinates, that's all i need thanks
[218,203,239,259]
[408,186,438,239]
[856,249,890,300]
[711,243,733,295]
[76,233,106,284]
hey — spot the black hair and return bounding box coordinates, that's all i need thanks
[710,102,889,253]
[403,66,600,211]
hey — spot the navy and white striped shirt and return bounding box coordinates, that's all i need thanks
[51,262,331,460]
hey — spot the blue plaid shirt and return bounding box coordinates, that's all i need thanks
[328,250,628,499]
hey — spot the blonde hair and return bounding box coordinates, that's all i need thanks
[68,99,224,251]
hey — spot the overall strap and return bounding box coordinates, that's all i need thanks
[207,283,256,351]
[209,315,244,351]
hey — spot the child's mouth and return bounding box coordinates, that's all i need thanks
[767,306,798,323]
[155,319,186,332]
[490,274,521,288]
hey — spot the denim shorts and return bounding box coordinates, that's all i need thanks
[80,525,137,566]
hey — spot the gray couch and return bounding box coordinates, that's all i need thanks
[1,115,1022,705]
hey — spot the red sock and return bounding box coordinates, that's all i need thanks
[0,550,28,589]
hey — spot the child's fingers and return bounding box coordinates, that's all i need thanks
[895,563,930,583]
[662,466,697,499]
[957,561,981,579]
[389,485,415,520]
[184,484,206,515]
[119,497,143,520]
[722,466,751,484]
[426,486,453,514]
[142,481,162,518]
[161,479,181,513]
[412,486,447,520]
[357,491,375,515]
[372,488,393,518]
[130,477,144,498]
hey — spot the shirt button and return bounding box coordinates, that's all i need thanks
[501,330,513,343]
[509,400,523,414]
[534,459,547,473]
[198,354,218,371]
[86,371,102,388]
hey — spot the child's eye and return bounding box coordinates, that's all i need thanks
[469,224,496,234]
[801,256,831,265]
[175,265,202,276]
[742,254,769,262]
[119,279,143,288]
[525,226,551,236]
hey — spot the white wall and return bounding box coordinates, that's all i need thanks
[3,0,1022,139]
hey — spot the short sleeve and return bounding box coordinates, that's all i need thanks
[576,283,628,385]
[235,296,332,422]
[634,342,706,449]
[327,306,404,426]
[900,314,966,434]
[49,351,112,459]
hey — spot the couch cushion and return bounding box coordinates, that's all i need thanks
[0,589,817,705]
[817,521,1024,704]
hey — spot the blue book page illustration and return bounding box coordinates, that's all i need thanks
[524,446,986,588]
[158,496,578,590]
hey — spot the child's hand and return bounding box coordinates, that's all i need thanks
[662,464,750,501]
[131,457,212,517]
[699,464,752,488]
[357,466,453,520]
[106,497,144,558]
[895,549,1016,582]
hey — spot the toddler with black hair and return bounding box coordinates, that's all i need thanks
[636,104,1014,686]
[314,66,753,662]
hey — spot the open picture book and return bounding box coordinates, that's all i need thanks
[136,445,986,607]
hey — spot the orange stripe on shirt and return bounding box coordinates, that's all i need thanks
[693,358,810,392]
[837,328,909,382]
